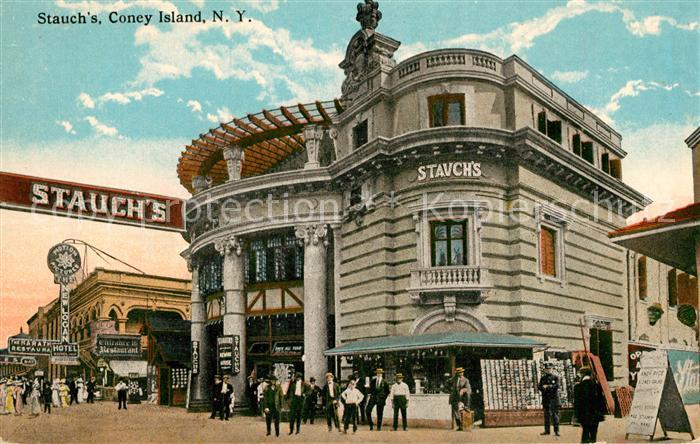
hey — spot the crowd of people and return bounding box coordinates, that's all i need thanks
[0,376,97,417]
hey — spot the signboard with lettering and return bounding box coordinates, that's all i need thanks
[50,356,80,366]
[272,341,303,355]
[625,350,694,440]
[232,335,240,375]
[95,335,141,358]
[51,342,79,358]
[191,341,200,375]
[667,349,700,405]
[628,343,655,387]
[0,355,37,367]
[0,172,184,232]
[8,337,57,355]
[217,336,233,373]
[417,162,481,181]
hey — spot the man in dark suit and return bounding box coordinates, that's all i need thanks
[219,375,234,421]
[86,377,96,404]
[263,375,283,437]
[303,377,320,424]
[357,375,369,424]
[538,362,561,437]
[366,368,391,431]
[321,372,341,432]
[210,375,222,420]
[246,376,259,415]
[285,372,308,434]
[449,367,471,431]
[574,367,606,443]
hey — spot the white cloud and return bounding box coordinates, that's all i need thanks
[187,100,203,113]
[621,9,698,37]
[240,0,282,13]
[588,80,681,125]
[99,87,164,105]
[206,106,233,123]
[84,116,121,138]
[621,122,697,223]
[551,70,589,83]
[56,120,77,135]
[77,92,95,109]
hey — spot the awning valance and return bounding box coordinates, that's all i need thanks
[109,360,147,377]
[324,332,545,356]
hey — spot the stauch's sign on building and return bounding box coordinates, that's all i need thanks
[95,335,141,358]
[0,172,184,232]
[417,161,481,181]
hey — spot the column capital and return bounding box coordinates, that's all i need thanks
[295,224,328,246]
[214,235,244,257]
[223,146,244,181]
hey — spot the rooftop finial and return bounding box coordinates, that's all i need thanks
[356,0,382,31]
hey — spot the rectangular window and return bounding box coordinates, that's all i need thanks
[537,111,547,135]
[637,256,647,300]
[246,233,303,284]
[539,226,557,277]
[581,142,595,164]
[537,110,562,143]
[429,94,465,128]
[353,119,368,149]
[430,220,467,267]
[589,328,614,381]
[668,269,678,307]
[572,134,581,156]
[601,153,610,174]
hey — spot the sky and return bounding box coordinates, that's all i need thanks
[0,0,698,346]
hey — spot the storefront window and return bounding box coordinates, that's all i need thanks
[199,254,223,297]
[246,233,303,284]
[431,220,467,266]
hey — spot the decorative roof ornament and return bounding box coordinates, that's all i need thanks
[356,0,382,31]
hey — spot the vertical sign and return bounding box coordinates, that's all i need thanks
[191,341,199,375]
[232,335,241,375]
[47,243,81,344]
[217,336,233,373]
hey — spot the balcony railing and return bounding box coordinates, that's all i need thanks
[408,265,490,294]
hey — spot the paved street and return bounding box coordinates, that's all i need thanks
[0,402,697,443]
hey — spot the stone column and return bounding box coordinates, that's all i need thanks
[189,260,212,409]
[215,235,247,405]
[223,146,244,181]
[295,224,329,383]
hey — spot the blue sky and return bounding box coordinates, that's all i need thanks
[0,0,698,341]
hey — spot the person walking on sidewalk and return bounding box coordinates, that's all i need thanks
[285,372,308,435]
[302,377,320,424]
[574,367,606,443]
[341,376,364,434]
[42,380,52,414]
[86,377,96,404]
[263,375,283,437]
[322,372,341,433]
[366,368,390,431]
[115,379,128,410]
[449,367,471,431]
[538,362,561,437]
[391,373,410,431]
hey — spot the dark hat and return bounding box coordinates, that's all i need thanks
[544,362,555,369]
[269,374,278,381]
[295,372,302,378]
[578,366,592,376]
[309,377,316,383]
[348,375,357,381]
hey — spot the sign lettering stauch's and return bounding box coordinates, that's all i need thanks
[191,341,200,375]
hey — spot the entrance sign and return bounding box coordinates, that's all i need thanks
[95,335,141,357]
[0,171,185,232]
[8,337,57,355]
[0,355,37,366]
[625,350,694,441]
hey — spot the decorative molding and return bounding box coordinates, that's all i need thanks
[223,146,244,181]
[410,306,494,334]
[303,125,324,170]
[214,235,243,257]
[295,224,329,247]
[583,314,614,330]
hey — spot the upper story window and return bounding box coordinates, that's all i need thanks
[246,233,303,284]
[353,119,368,149]
[429,94,465,128]
[536,207,568,282]
[430,220,467,267]
[600,151,623,179]
[637,256,647,300]
[537,111,562,143]
[667,269,678,307]
[572,133,595,165]
[199,254,223,298]
[539,226,557,277]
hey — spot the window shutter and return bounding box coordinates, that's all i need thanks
[638,256,647,300]
[537,111,547,134]
[582,142,595,164]
[610,159,622,179]
[572,134,581,156]
[667,269,678,307]
[601,153,610,174]
[540,227,556,277]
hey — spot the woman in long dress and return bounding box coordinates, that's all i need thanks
[13,381,24,415]
[0,379,7,415]
[52,379,61,407]
[59,380,69,407]
[77,378,88,402]
[29,379,41,416]
[5,379,14,414]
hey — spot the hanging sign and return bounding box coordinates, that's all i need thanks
[0,172,185,232]
[51,342,79,359]
[217,336,234,373]
[0,355,37,366]
[625,350,695,441]
[95,335,141,357]
[191,341,200,375]
[8,337,57,355]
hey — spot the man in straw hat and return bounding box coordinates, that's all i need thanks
[390,373,410,431]
[340,375,364,434]
[263,374,283,437]
[321,372,341,432]
[538,361,561,437]
[366,368,390,431]
[449,367,471,431]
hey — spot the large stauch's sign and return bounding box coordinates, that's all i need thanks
[0,172,184,232]
[95,335,141,358]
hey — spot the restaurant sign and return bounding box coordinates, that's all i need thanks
[8,337,57,355]
[95,335,141,358]
[0,172,184,232]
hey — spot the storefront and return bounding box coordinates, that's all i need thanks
[180,1,649,411]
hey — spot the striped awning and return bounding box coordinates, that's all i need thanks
[324,332,545,356]
[177,100,343,193]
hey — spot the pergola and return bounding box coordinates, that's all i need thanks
[177,99,343,193]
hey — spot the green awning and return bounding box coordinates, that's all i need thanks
[324,332,545,356]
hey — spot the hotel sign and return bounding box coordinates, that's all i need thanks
[95,335,141,358]
[417,162,481,181]
[0,171,185,232]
